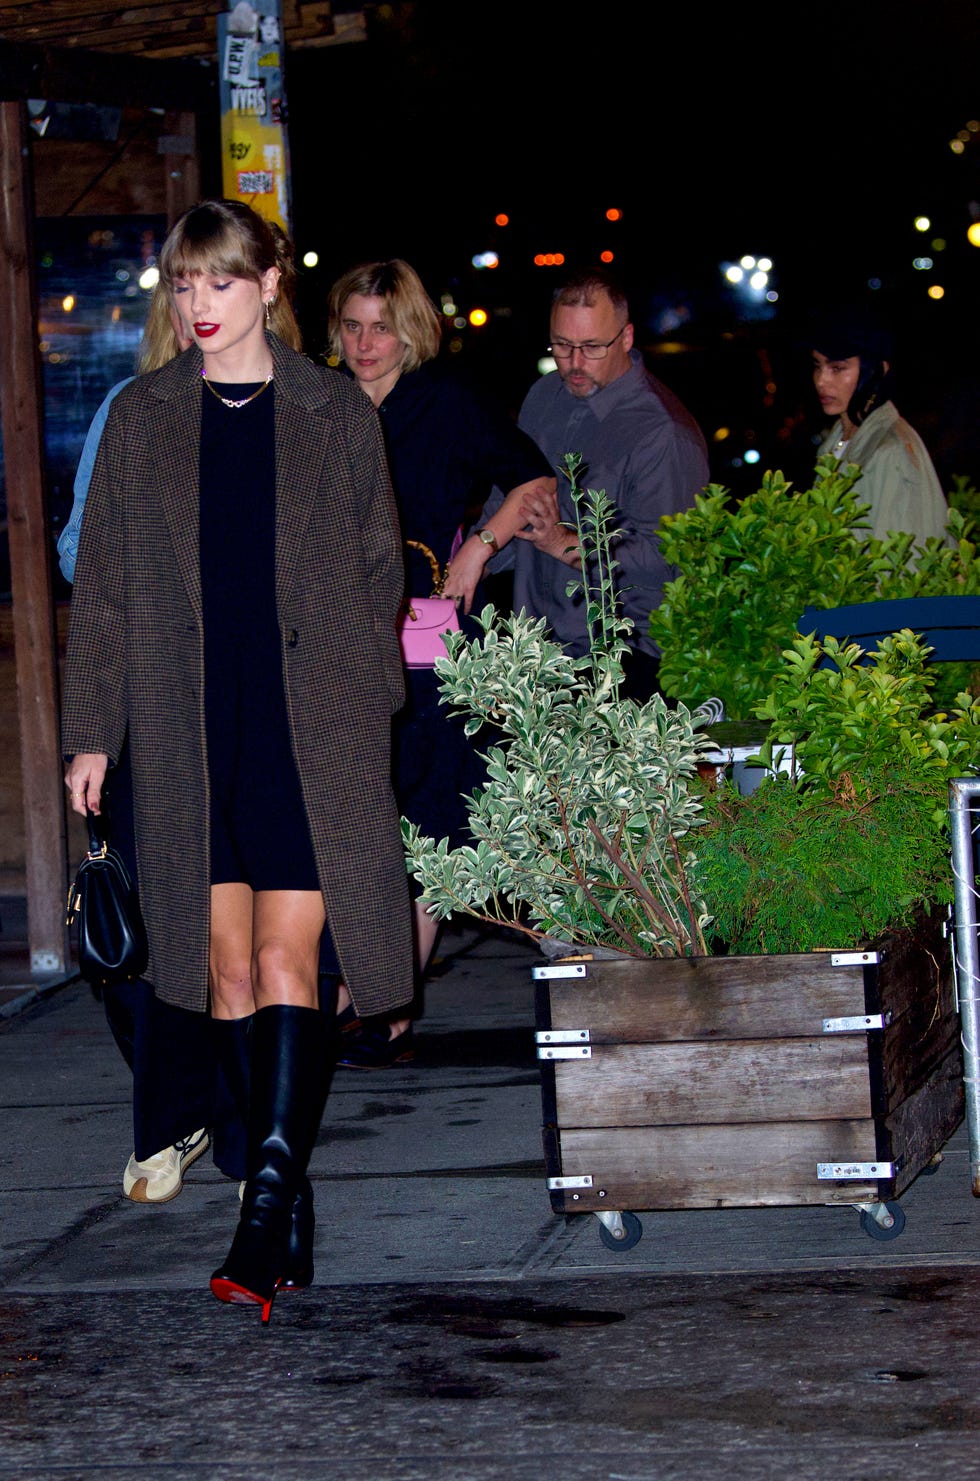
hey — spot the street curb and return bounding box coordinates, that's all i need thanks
[0,972,80,1021]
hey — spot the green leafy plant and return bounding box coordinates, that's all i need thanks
[649,457,980,719]
[403,458,980,960]
[402,455,716,958]
[694,628,980,953]
[754,629,980,806]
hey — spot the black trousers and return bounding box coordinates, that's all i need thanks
[100,738,218,1162]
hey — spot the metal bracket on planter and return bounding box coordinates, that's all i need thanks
[532,962,589,980]
[822,1011,891,1033]
[547,1174,593,1190]
[536,1028,591,1060]
[817,1160,895,1180]
[829,950,880,967]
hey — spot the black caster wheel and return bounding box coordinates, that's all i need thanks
[860,1202,906,1242]
[598,1211,643,1251]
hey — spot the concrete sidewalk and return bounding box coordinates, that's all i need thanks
[2,922,980,1478]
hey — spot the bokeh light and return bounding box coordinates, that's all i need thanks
[302,250,318,268]
[469,308,488,327]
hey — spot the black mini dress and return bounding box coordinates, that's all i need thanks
[199,379,319,893]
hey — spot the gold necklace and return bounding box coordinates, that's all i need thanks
[201,369,273,409]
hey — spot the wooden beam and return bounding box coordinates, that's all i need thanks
[0,98,67,974]
[164,108,199,225]
[0,38,216,110]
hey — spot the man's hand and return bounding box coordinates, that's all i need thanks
[514,482,581,566]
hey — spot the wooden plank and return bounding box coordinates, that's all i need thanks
[32,135,169,216]
[0,39,216,110]
[888,1047,965,1197]
[876,998,960,1116]
[545,952,869,1043]
[0,0,222,28]
[552,1038,873,1128]
[549,1120,880,1212]
[867,908,951,1026]
[164,109,198,226]
[0,0,355,59]
[0,99,67,973]
[0,12,217,50]
[873,914,958,1111]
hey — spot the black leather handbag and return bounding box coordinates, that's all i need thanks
[66,808,148,987]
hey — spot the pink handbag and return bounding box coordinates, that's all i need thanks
[398,540,461,669]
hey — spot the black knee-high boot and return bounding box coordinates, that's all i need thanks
[210,1005,329,1321]
[211,1013,322,1291]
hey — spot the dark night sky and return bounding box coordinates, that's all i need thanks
[289,1,979,280]
[284,0,980,485]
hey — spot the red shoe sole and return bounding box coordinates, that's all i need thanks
[210,1275,276,1323]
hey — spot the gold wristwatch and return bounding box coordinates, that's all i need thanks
[478,527,499,552]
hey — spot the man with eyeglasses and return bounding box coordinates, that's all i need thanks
[482,267,708,699]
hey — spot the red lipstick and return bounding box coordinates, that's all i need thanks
[194,323,219,338]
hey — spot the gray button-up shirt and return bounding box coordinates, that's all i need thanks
[486,352,709,658]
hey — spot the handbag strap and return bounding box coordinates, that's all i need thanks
[85,806,108,860]
[405,540,447,597]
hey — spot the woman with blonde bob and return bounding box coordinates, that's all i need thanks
[326,258,553,1067]
[62,201,414,1321]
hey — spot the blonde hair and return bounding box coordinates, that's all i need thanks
[159,199,302,351]
[136,284,184,373]
[327,259,441,372]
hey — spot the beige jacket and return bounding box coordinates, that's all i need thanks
[820,400,950,545]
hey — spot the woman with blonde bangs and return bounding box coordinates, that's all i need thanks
[59,240,302,1208]
[62,200,414,1322]
[326,258,554,1067]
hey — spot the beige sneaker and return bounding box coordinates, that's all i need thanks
[122,1128,209,1204]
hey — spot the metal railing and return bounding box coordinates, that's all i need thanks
[948,778,980,1196]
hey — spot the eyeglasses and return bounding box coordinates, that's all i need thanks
[548,325,626,361]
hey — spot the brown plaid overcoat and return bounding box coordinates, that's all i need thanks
[62,334,415,1017]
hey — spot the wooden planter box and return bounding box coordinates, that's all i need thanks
[534,910,963,1223]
